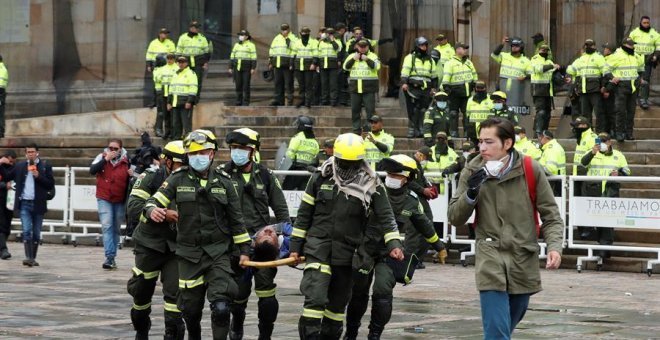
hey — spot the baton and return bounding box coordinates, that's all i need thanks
[241,256,306,268]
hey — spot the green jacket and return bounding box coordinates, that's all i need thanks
[145,166,251,262]
[217,161,290,234]
[448,151,563,294]
[290,171,402,266]
[127,166,176,253]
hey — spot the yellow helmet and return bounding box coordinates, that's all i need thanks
[382,154,417,177]
[160,140,185,163]
[184,129,218,153]
[491,91,507,101]
[334,133,366,161]
[225,127,260,149]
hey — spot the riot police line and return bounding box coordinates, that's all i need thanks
[8,167,660,274]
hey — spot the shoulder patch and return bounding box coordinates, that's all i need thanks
[160,181,169,189]
[320,184,334,191]
[211,187,226,195]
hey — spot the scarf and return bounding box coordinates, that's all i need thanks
[320,157,379,211]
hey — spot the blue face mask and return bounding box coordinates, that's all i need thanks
[231,148,251,166]
[188,154,211,172]
[493,103,504,110]
[436,101,447,109]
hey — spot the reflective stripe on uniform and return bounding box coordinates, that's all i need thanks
[132,266,160,280]
[233,232,251,244]
[164,302,181,313]
[130,189,151,200]
[255,287,277,298]
[425,233,439,244]
[323,309,345,321]
[302,308,324,319]
[304,262,331,275]
[292,227,307,238]
[383,231,401,244]
[179,276,205,289]
[133,302,152,311]
[153,192,171,207]
[302,193,315,205]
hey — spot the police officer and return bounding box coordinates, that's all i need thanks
[601,43,616,135]
[229,30,257,106]
[0,54,7,138]
[127,141,186,340]
[289,133,403,339]
[607,38,645,142]
[514,126,541,160]
[491,36,531,105]
[430,34,454,82]
[292,27,319,108]
[489,91,520,124]
[158,54,179,139]
[441,42,477,138]
[334,23,350,106]
[566,39,612,131]
[423,91,451,146]
[344,154,445,340]
[629,16,659,109]
[146,28,176,107]
[269,23,297,106]
[581,132,630,258]
[530,44,561,137]
[570,116,598,239]
[343,39,381,134]
[167,56,198,140]
[152,54,169,137]
[344,26,377,54]
[464,81,493,145]
[401,36,437,137]
[538,130,566,196]
[362,115,394,170]
[318,27,343,106]
[282,116,320,190]
[428,132,458,196]
[145,130,251,340]
[176,21,211,98]
[220,128,290,340]
[531,33,553,61]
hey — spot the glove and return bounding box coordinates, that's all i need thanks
[441,169,449,178]
[466,168,487,200]
[306,165,318,173]
[437,249,448,264]
[424,138,434,147]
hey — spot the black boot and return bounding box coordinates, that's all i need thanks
[257,296,278,340]
[320,317,343,340]
[367,295,393,340]
[130,308,151,340]
[164,312,185,340]
[257,323,274,340]
[31,241,39,266]
[22,241,33,267]
[229,303,247,340]
[0,234,10,259]
[298,316,321,340]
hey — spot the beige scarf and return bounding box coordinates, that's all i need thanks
[320,156,379,211]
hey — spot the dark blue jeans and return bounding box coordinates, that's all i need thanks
[479,290,530,340]
[20,200,44,242]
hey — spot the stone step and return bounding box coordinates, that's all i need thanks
[565,151,660,165]
[558,139,660,152]
[215,126,411,139]
[550,117,660,128]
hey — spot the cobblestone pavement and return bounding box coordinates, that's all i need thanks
[1,244,660,339]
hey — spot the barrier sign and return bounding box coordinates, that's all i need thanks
[572,197,660,230]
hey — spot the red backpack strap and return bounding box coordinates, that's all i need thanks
[522,155,540,237]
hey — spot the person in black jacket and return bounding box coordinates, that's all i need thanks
[1,143,54,267]
[0,149,16,260]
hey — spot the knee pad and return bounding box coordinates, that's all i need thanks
[210,299,232,327]
[257,296,279,324]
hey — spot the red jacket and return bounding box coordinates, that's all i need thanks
[91,153,130,203]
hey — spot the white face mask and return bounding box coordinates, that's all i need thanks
[385,176,404,189]
[493,103,504,110]
[321,33,327,39]
[515,135,521,142]
[463,152,470,159]
[484,154,510,177]
[238,35,246,42]
[436,101,447,109]
[420,160,428,167]
[599,142,609,152]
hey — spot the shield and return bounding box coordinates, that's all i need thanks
[499,77,531,115]
[275,141,292,182]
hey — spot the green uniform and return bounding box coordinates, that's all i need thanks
[491,50,531,95]
[145,166,251,339]
[269,33,298,105]
[607,47,645,140]
[343,51,381,133]
[345,187,443,339]
[441,55,478,137]
[292,37,320,107]
[364,130,395,170]
[539,138,566,196]
[145,38,176,66]
[229,39,257,106]
[490,106,520,125]
[465,95,494,142]
[529,53,556,135]
[168,66,198,139]
[291,168,402,338]
[176,32,210,96]
[629,27,660,104]
[401,51,437,136]
[567,52,611,128]
[126,166,184,338]
[422,105,450,145]
[282,131,320,190]
[432,43,455,81]
[218,161,290,339]
[428,144,458,194]
[318,37,343,105]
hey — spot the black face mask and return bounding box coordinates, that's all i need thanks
[474,91,487,101]
[640,24,651,33]
[573,127,588,142]
[622,45,635,55]
[539,52,549,59]
[301,34,310,44]
[188,31,198,37]
[436,142,448,155]
[585,47,596,54]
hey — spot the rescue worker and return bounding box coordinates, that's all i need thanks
[292,27,319,108]
[343,39,381,134]
[282,116,320,190]
[530,44,561,137]
[157,53,179,139]
[401,36,437,138]
[607,38,645,142]
[629,16,659,109]
[513,126,541,160]
[491,36,531,105]
[175,20,211,98]
[531,33,553,61]
[428,132,458,195]
[362,115,395,170]
[566,39,612,131]
[318,27,343,106]
[422,91,451,146]
[601,43,616,135]
[127,141,186,340]
[289,133,404,339]
[581,132,630,258]
[430,34,454,82]
[220,128,291,340]
[269,23,297,106]
[152,54,169,137]
[145,28,176,108]
[145,129,251,340]
[229,30,257,106]
[0,54,7,138]
[464,80,493,145]
[167,56,198,140]
[489,91,520,125]
[537,130,566,196]
[344,154,446,340]
[441,42,478,138]
[570,115,598,239]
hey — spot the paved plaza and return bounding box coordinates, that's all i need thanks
[1,244,660,339]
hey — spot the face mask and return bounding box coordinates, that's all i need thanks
[515,135,521,142]
[484,154,509,177]
[321,33,327,39]
[585,47,596,54]
[436,101,447,109]
[385,176,404,189]
[599,143,609,152]
[301,34,310,42]
[436,143,448,155]
[493,103,504,110]
[539,52,549,59]
[641,24,651,33]
[189,154,211,172]
[238,35,246,42]
[622,45,635,55]
[420,160,428,167]
[463,152,470,159]
[474,91,487,101]
[231,148,251,166]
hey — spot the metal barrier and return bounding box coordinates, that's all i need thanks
[568,176,660,275]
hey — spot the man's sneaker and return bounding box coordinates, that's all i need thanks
[102,258,117,270]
